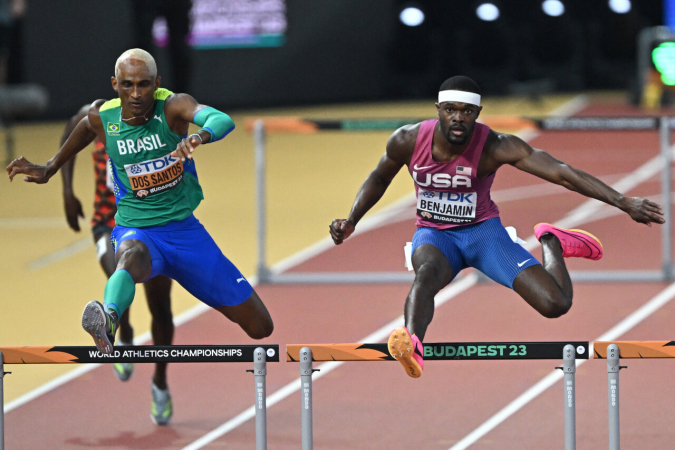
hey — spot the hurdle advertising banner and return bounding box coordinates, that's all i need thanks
[286,342,589,362]
[0,345,280,364]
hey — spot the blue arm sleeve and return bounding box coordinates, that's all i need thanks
[193,107,235,143]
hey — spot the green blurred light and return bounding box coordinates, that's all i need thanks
[653,42,675,86]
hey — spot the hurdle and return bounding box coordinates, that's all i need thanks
[247,116,673,285]
[0,344,279,450]
[594,341,675,450]
[287,341,589,450]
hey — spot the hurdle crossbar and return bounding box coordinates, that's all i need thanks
[290,342,585,450]
[286,341,589,361]
[0,345,279,450]
[249,116,673,285]
[593,340,675,358]
[0,344,279,364]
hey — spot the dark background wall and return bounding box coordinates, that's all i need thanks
[14,0,665,119]
[20,1,398,119]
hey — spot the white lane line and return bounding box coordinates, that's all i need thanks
[520,148,672,250]
[188,162,634,449]
[0,217,66,229]
[447,282,675,450]
[181,94,596,448]
[182,273,480,450]
[444,147,675,450]
[3,364,100,414]
[26,237,92,271]
[3,305,214,414]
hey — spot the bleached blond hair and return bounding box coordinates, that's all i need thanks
[114,49,158,78]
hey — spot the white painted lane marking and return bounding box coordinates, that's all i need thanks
[447,282,675,450]
[26,237,92,271]
[181,94,597,448]
[3,302,212,414]
[182,273,480,450]
[445,139,675,450]
[0,217,66,229]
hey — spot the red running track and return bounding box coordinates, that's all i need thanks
[6,99,675,449]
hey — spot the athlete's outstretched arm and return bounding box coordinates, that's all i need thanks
[329,125,413,244]
[7,101,104,184]
[494,133,665,226]
[165,93,235,161]
[60,105,90,231]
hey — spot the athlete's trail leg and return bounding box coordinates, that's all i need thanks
[144,275,173,390]
[406,244,454,341]
[512,234,573,318]
[215,289,273,339]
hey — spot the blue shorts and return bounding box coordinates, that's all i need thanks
[411,218,540,289]
[111,215,253,308]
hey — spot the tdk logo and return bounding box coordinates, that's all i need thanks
[131,155,179,174]
[413,172,472,188]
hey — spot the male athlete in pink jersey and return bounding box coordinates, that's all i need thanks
[330,76,665,378]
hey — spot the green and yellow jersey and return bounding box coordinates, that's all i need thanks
[99,88,204,228]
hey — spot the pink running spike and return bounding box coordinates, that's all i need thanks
[388,326,424,378]
[534,223,603,261]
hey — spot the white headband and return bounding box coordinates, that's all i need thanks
[438,90,481,106]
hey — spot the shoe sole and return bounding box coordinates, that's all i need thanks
[150,412,172,426]
[388,327,422,378]
[534,223,603,260]
[81,301,113,355]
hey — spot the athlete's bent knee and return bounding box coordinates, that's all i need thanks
[244,318,274,340]
[539,297,572,319]
[414,260,450,287]
[116,241,152,282]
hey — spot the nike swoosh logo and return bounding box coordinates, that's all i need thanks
[517,259,531,268]
[413,164,434,170]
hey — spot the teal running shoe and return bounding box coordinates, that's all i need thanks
[151,382,173,425]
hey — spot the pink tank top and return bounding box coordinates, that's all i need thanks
[409,119,500,229]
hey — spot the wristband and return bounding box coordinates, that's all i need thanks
[188,133,203,144]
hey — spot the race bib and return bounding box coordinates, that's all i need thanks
[417,188,476,224]
[124,154,183,199]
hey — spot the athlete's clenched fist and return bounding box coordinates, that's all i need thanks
[329,219,355,245]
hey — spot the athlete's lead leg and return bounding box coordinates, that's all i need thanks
[405,244,454,341]
[388,244,454,378]
[82,239,153,354]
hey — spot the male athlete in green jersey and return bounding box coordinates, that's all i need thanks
[7,49,274,382]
